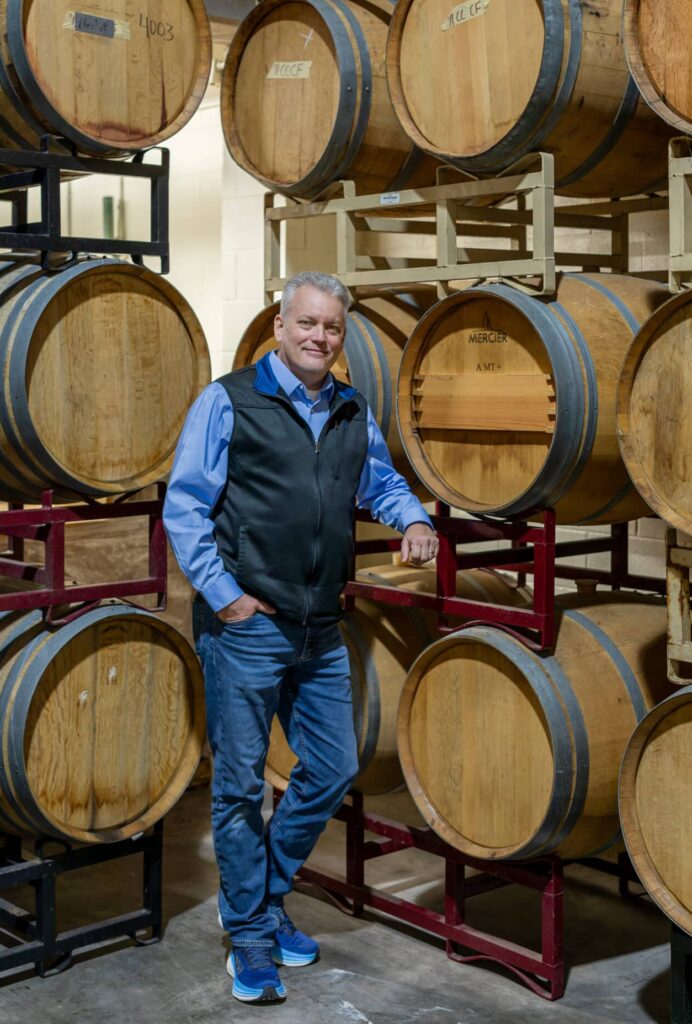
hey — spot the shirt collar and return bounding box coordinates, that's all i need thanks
[269,350,334,403]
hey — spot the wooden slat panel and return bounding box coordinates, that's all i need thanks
[412,373,555,433]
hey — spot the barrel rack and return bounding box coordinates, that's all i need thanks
[0,139,172,977]
[0,823,163,977]
[346,505,664,652]
[0,487,169,976]
[264,148,679,304]
[0,137,170,272]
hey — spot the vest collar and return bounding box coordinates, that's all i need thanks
[253,351,356,402]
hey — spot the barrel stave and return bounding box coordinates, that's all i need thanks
[0,0,211,154]
[0,605,205,843]
[397,273,668,523]
[617,290,692,536]
[387,0,674,198]
[222,0,437,199]
[0,257,210,502]
[620,688,692,933]
[398,595,670,860]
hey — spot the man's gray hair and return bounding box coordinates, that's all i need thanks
[279,271,350,318]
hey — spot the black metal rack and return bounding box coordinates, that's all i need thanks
[672,926,692,1024]
[0,823,163,977]
[0,134,172,979]
[0,136,169,272]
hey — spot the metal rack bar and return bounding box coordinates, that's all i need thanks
[666,528,692,683]
[0,822,163,978]
[673,925,692,1024]
[669,137,692,292]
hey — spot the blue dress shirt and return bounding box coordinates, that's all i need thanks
[164,351,432,612]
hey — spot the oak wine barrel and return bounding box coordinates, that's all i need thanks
[221,0,438,199]
[267,563,530,795]
[397,273,669,523]
[0,603,205,843]
[0,256,210,502]
[234,288,435,483]
[0,1,211,153]
[617,290,692,535]
[386,0,673,197]
[623,0,692,133]
[398,594,671,860]
[620,686,692,933]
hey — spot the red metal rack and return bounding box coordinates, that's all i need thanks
[313,503,666,998]
[346,504,664,650]
[290,790,565,1000]
[0,484,167,621]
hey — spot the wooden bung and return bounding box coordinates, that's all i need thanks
[0,604,205,843]
[234,288,435,484]
[0,1,211,153]
[617,289,692,536]
[623,0,692,133]
[266,563,530,795]
[619,686,692,933]
[397,273,669,524]
[398,594,671,861]
[220,0,438,199]
[386,0,673,197]
[0,256,210,502]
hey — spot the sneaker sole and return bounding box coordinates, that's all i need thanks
[272,946,319,967]
[227,956,286,1002]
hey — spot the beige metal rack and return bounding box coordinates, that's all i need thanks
[264,152,672,303]
[666,528,692,684]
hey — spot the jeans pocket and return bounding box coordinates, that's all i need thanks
[221,612,260,630]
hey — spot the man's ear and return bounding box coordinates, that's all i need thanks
[274,313,284,342]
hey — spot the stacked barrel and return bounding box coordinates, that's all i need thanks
[0,1,211,155]
[0,3,214,843]
[220,0,692,955]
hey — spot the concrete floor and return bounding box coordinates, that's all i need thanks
[0,787,673,1024]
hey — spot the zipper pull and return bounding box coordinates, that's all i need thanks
[315,442,320,454]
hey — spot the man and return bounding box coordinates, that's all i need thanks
[164,271,438,1004]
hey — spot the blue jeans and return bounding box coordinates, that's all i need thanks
[193,597,359,947]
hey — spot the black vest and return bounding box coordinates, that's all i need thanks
[213,353,369,626]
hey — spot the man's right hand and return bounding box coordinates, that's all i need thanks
[217,595,277,623]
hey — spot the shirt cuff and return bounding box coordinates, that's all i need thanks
[200,575,245,613]
[400,510,434,533]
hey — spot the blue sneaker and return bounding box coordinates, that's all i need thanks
[270,907,320,967]
[227,947,287,1003]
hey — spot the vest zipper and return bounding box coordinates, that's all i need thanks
[303,439,322,626]
[255,388,353,628]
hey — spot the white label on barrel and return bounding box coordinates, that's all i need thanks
[441,0,490,31]
[64,11,131,40]
[267,61,313,80]
[381,192,401,206]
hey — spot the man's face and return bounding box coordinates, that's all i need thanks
[274,285,346,386]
